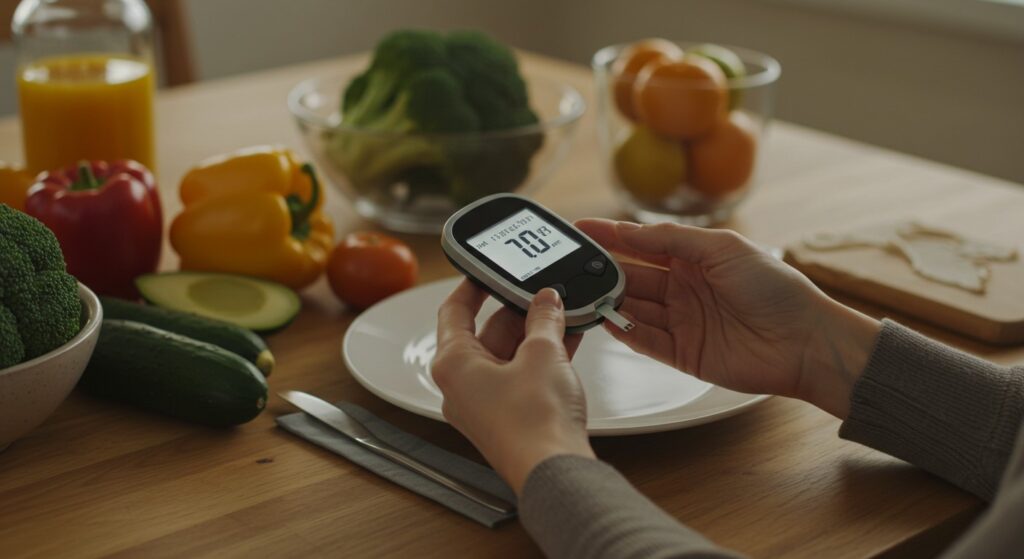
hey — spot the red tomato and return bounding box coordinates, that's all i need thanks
[327,232,419,309]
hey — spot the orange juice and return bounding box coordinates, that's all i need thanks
[18,53,155,174]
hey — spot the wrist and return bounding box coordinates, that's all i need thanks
[800,299,882,419]
[497,429,595,496]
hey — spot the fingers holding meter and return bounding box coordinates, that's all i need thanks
[441,194,633,333]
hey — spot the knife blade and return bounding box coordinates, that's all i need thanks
[278,391,515,515]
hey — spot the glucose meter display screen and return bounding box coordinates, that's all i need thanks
[468,209,581,281]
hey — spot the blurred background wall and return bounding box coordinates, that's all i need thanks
[0,0,1021,183]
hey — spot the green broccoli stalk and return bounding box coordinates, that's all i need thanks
[341,72,370,114]
[0,204,81,368]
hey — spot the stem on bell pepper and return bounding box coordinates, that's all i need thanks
[287,163,321,240]
[70,161,102,191]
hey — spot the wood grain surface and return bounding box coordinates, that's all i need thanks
[1,52,1023,559]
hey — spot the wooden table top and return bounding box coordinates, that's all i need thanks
[1,52,1023,559]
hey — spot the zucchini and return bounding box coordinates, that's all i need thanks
[80,320,268,427]
[135,272,300,333]
[100,296,274,376]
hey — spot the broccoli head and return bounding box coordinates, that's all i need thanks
[0,204,81,369]
[442,32,544,204]
[330,29,543,205]
[330,69,480,187]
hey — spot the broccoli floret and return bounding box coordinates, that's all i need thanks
[329,29,544,205]
[405,71,481,133]
[444,30,533,130]
[353,69,480,134]
[331,69,479,186]
[0,206,65,275]
[0,304,21,365]
[0,204,80,368]
[343,30,449,127]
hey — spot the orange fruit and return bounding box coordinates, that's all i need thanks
[688,111,758,197]
[632,54,728,140]
[611,39,683,121]
[686,43,746,110]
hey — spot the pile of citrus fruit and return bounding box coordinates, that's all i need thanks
[611,39,757,203]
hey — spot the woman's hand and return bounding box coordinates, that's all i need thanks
[432,280,593,494]
[576,219,881,419]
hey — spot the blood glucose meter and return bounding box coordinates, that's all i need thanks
[441,193,633,333]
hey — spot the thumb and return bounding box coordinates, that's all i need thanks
[523,287,566,344]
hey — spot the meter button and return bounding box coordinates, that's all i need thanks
[548,284,567,300]
[584,255,607,276]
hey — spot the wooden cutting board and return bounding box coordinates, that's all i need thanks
[785,236,1024,345]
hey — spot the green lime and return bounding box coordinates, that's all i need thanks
[613,126,686,203]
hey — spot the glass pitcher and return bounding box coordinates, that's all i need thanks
[12,0,156,173]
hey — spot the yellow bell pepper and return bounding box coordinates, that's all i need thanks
[170,146,334,289]
[0,163,35,211]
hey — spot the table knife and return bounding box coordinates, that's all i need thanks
[278,391,515,515]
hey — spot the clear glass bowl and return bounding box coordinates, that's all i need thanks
[289,72,585,233]
[593,42,780,226]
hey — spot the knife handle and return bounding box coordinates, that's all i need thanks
[360,438,516,515]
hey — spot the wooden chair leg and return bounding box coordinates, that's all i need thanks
[148,0,196,86]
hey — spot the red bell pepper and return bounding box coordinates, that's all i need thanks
[25,160,163,299]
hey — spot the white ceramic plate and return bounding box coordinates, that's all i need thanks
[343,277,769,436]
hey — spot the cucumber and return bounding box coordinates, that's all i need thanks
[135,272,300,333]
[80,320,269,427]
[100,296,274,377]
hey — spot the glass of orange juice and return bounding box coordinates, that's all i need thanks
[12,0,156,174]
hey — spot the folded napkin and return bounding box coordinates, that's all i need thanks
[276,401,517,528]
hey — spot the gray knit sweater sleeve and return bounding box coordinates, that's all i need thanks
[839,319,1024,501]
[520,454,745,559]
[519,320,1024,559]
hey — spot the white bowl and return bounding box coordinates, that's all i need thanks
[0,283,102,452]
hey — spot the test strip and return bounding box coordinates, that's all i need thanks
[596,303,635,332]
